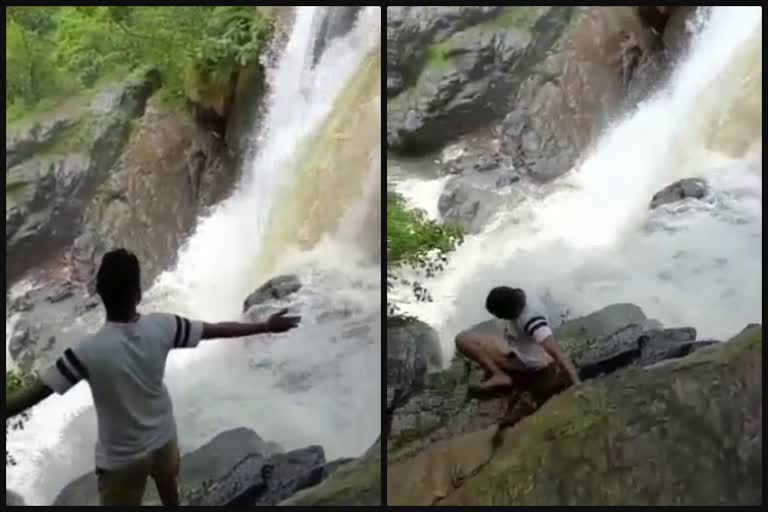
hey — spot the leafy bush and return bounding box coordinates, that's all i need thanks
[387,192,463,269]
[6,6,273,118]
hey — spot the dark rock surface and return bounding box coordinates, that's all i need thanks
[649,177,709,209]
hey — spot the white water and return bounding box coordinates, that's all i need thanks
[7,7,381,505]
[391,6,761,359]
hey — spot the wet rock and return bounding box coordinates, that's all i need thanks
[386,316,441,415]
[649,177,709,209]
[243,274,303,312]
[312,7,362,66]
[192,446,327,506]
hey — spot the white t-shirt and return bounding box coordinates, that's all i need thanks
[501,296,554,370]
[39,313,203,470]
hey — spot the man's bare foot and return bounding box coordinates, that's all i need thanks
[477,374,513,390]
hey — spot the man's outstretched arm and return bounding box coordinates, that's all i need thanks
[6,378,52,420]
[201,309,301,340]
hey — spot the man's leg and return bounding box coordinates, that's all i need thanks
[97,461,151,506]
[151,438,181,506]
[455,331,515,389]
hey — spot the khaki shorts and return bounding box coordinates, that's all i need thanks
[96,438,180,506]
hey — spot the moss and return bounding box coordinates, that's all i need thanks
[282,456,381,506]
[485,7,544,30]
[425,41,454,71]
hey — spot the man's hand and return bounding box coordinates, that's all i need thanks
[541,336,581,385]
[265,309,301,333]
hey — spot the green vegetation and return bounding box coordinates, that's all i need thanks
[424,41,454,71]
[6,370,34,466]
[483,6,543,30]
[6,6,272,122]
[6,370,34,398]
[387,192,463,269]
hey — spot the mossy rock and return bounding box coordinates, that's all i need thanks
[387,325,762,506]
[280,452,381,506]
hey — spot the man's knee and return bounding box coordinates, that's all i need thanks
[455,331,478,353]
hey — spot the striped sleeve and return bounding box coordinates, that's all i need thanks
[39,348,89,395]
[168,314,204,349]
[522,310,553,343]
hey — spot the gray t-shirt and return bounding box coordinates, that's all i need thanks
[501,296,554,370]
[39,313,203,470]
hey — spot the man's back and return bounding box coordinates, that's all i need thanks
[41,313,203,470]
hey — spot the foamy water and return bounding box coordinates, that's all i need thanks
[391,6,761,358]
[6,7,381,504]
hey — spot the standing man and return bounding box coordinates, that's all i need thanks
[6,249,301,505]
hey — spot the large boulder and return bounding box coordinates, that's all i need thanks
[387,325,762,506]
[243,274,303,313]
[388,7,561,153]
[649,177,709,209]
[437,164,524,233]
[386,7,504,97]
[6,69,161,285]
[189,446,328,506]
[73,94,237,291]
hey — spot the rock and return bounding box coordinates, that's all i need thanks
[649,177,708,209]
[312,7,362,66]
[387,325,762,506]
[191,446,327,506]
[243,275,303,312]
[75,94,237,290]
[280,439,381,506]
[437,169,524,233]
[388,354,508,461]
[388,7,554,153]
[6,489,25,506]
[386,7,504,97]
[6,69,161,285]
[54,427,282,506]
[497,6,667,181]
[575,326,718,380]
[554,303,658,350]
[386,316,441,414]
[8,320,41,372]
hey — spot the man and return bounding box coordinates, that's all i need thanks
[455,286,579,425]
[5,249,301,506]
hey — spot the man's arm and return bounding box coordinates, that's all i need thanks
[6,378,53,420]
[541,335,581,384]
[202,309,300,340]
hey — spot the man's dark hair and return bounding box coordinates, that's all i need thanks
[96,249,141,312]
[485,287,526,320]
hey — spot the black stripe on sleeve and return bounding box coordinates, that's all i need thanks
[523,316,546,334]
[56,358,79,386]
[173,315,183,348]
[528,321,549,337]
[181,318,191,347]
[64,348,89,380]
